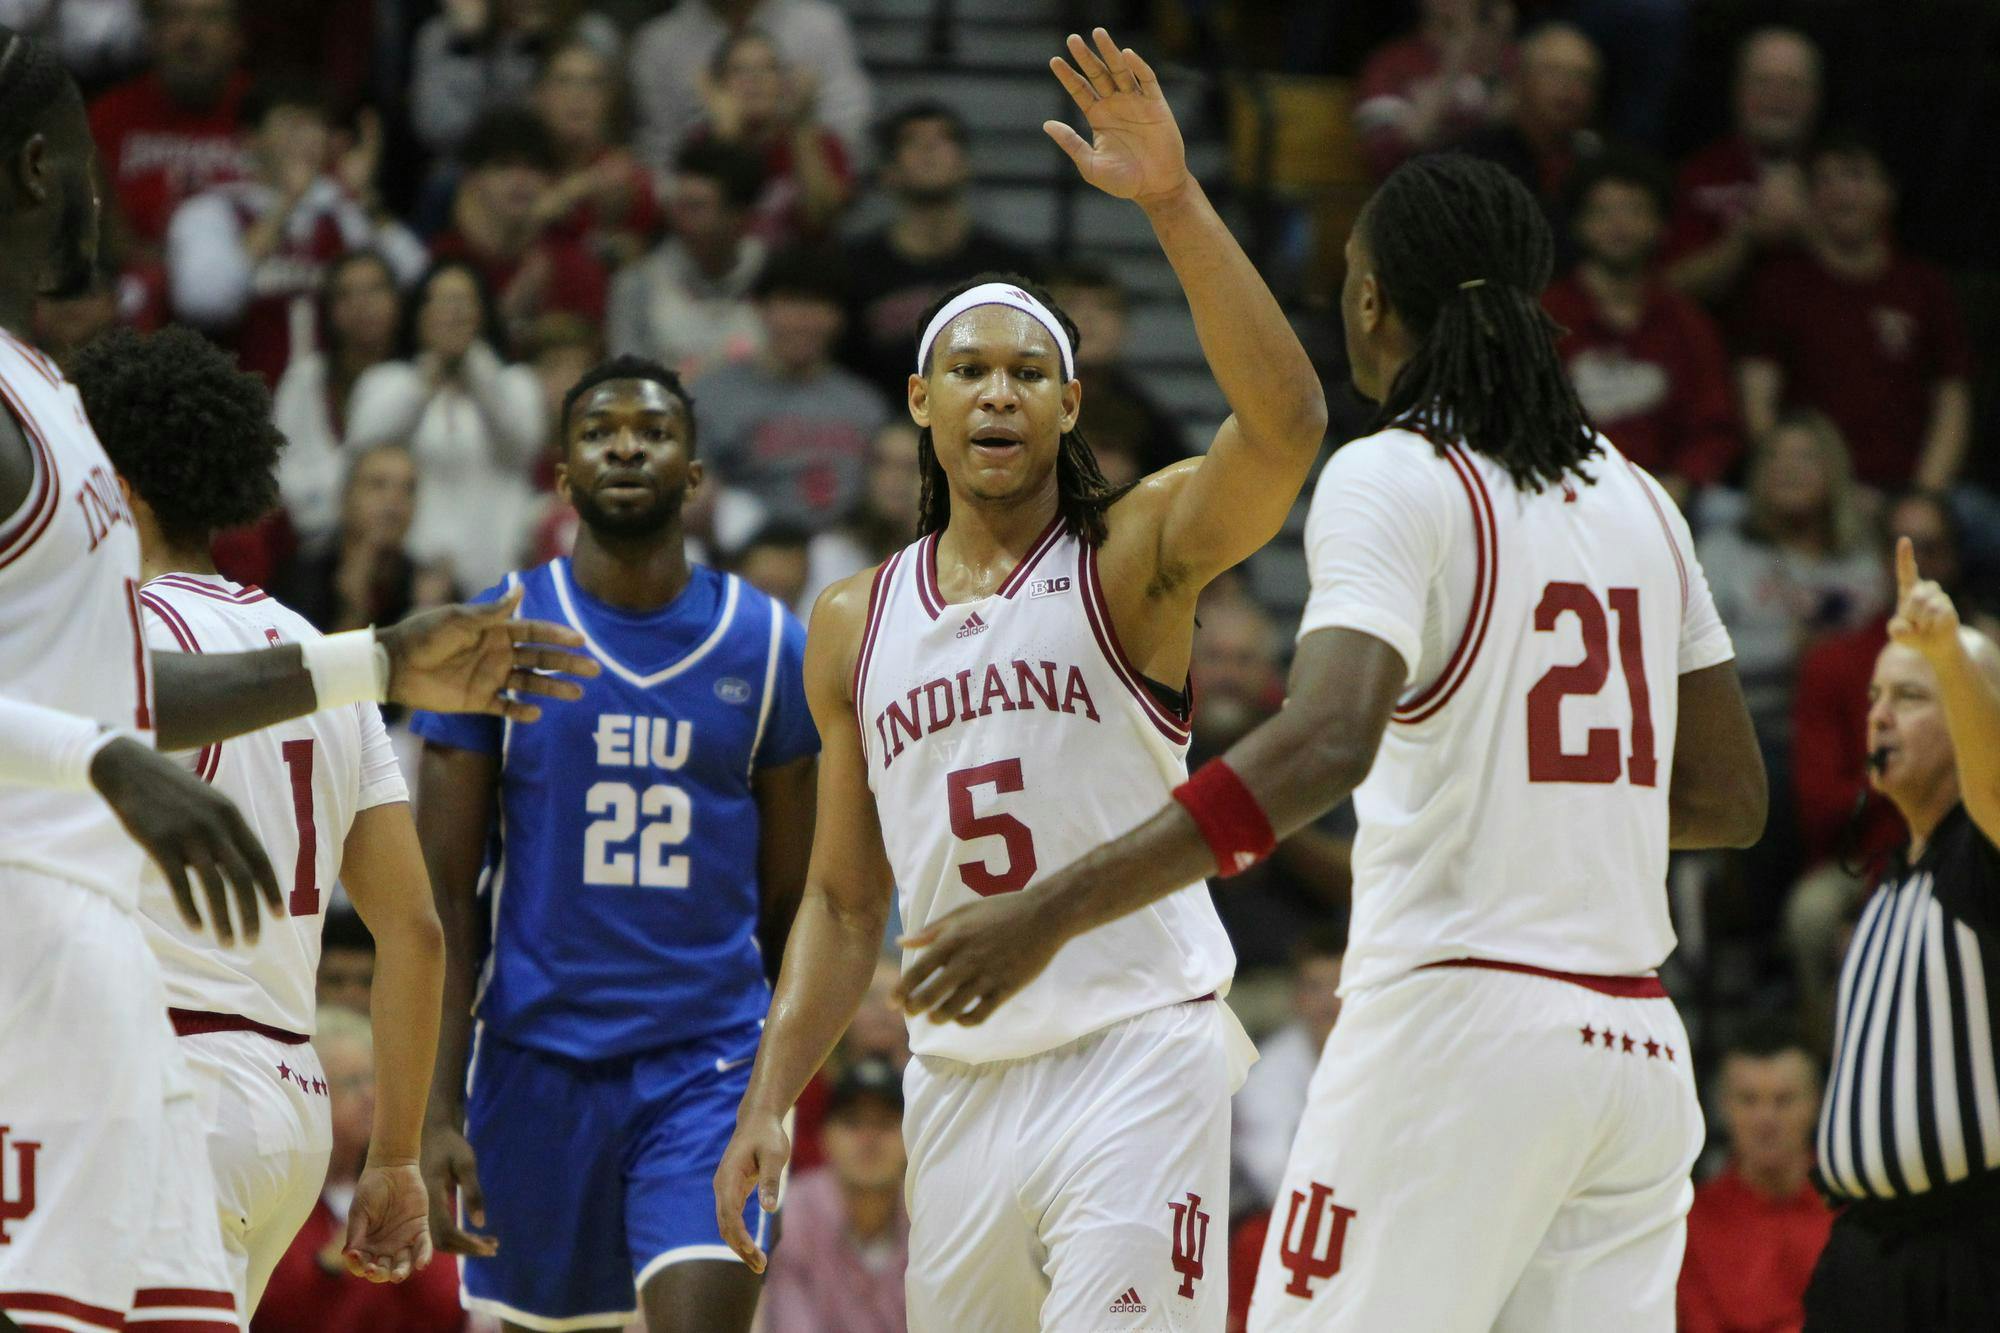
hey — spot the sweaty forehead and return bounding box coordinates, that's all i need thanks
[579,378,682,419]
[936,304,1059,360]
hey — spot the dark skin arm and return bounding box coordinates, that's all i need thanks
[0,403,31,521]
[752,755,818,978]
[1668,661,1766,850]
[415,741,503,1260]
[899,629,1405,1023]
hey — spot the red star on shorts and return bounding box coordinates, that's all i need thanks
[1601,1029,1617,1049]
[276,1060,292,1083]
[1580,1025,1597,1045]
[1664,1045,1676,1061]
[1620,1034,1636,1054]
[1644,1038,1661,1058]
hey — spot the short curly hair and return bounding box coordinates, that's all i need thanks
[71,327,284,549]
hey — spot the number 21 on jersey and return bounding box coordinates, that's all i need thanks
[1526,582,1657,787]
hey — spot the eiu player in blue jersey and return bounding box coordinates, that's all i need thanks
[412,355,819,1333]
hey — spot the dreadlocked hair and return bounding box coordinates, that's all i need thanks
[1364,153,1599,493]
[0,25,79,159]
[913,272,1130,547]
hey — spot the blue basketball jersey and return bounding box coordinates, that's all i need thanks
[412,559,817,1061]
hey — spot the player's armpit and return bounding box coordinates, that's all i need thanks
[1668,661,1766,850]
[1135,413,1326,596]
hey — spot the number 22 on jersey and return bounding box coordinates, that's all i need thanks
[1526,582,1657,787]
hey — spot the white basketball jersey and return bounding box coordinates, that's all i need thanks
[858,520,1235,1064]
[1297,429,1735,991]
[0,332,155,908]
[136,574,408,1034]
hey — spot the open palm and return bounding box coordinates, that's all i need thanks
[1045,29,1189,204]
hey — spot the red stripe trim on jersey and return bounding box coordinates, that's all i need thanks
[129,1291,235,1312]
[0,1292,126,1328]
[169,1007,311,1044]
[1624,459,1688,612]
[1,330,64,390]
[1420,957,1668,998]
[137,592,219,781]
[1079,543,1192,745]
[122,1323,240,1332]
[0,375,61,570]
[914,532,944,620]
[995,514,1067,599]
[1395,447,1497,725]
[850,549,903,738]
[146,574,270,605]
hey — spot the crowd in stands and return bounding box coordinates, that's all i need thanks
[16,0,1995,1329]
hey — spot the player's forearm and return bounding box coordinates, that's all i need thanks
[739,887,883,1120]
[1140,178,1327,454]
[366,913,445,1165]
[151,648,318,750]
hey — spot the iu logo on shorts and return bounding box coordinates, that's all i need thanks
[1278,1181,1358,1298]
[0,1125,40,1243]
[1167,1191,1210,1299]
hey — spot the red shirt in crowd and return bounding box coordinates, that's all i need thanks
[1793,618,1903,869]
[1352,36,1515,180]
[88,70,252,249]
[1742,249,1973,489]
[429,229,610,333]
[1677,1163,1834,1333]
[1666,135,1765,263]
[1544,273,1742,487]
[252,1196,465,1333]
[1226,1210,1272,1333]
[544,150,667,260]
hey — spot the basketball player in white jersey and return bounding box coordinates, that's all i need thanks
[898,153,1772,1331]
[0,28,595,1331]
[68,325,447,1315]
[714,30,1326,1330]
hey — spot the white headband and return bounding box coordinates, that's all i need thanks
[915,282,1075,382]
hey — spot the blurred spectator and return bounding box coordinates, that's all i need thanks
[1353,0,1516,180]
[1462,22,1602,246]
[1738,133,1974,494]
[1192,589,1353,969]
[1544,150,1739,507]
[1665,28,1820,309]
[531,39,663,272]
[698,247,890,529]
[253,1006,466,1333]
[1046,262,1191,478]
[692,27,852,246]
[606,140,768,383]
[1698,413,1887,896]
[841,102,1040,402]
[88,0,249,258]
[522,315,607,563]
[760,1058,909,1333]
[430,108,610,350]
[729,519,813,617]
[802,421,922,609]
[0,0,145,90]
[628,0,870,172]
[272,251,405,551]
[1232,925,1345,1215]
[316,908,374,1012]
[1678,1023,1832,1333]
[409,0,619,164]
[273,442,456,636]
[345,259,543,591]
[167,81,424,387]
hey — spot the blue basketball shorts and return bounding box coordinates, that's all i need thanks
[458,1019,771,1328]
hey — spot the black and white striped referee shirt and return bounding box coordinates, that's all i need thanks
[1817,804,2000,1200]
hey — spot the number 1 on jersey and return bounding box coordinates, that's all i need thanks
[281,738,319,915]
[1526,582,1657,787]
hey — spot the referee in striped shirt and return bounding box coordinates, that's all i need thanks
[1803,536,2000,1331]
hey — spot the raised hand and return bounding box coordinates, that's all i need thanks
[377,587,599,724]
[1888,534,1962,662]
[343,1162,435,1282]
[1044,29,1190,206]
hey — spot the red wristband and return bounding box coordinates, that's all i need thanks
[1172,758,1276,877]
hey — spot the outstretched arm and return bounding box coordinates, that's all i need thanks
[1047,29,1326,588]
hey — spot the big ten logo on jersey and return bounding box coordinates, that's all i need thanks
[584,713,696,890]
[873,659,1099,769]
[1027,575,1071,600]
[0,1124,39,1242]
[1277,1181,1357,1300]
[73,464,133,552]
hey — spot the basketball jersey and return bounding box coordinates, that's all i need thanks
[0,331,155,908]
[409,559,819,1062]
[858,520,1236,1064]
[1297,428,1735,991]
[134,574,407,1035]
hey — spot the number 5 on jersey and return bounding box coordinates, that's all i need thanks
[1526,582,1657,786]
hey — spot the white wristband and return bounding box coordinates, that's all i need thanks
[302,629,391,710]
[0,696,135,791]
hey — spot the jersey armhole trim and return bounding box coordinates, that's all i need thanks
[0,375,60,571]
[1394,445,1496,725]
[748,596,783,781]
[1624,458,1690,612]
[1080,542,1192,746]
[850,548,903,748]
[138,589,221,782]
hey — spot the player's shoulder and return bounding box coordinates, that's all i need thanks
[808,562,884,641]
[1310,426,1459,507]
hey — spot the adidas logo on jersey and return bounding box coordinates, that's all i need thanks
[955,612,989,639]
[1108,1287,1148,1314]
[1028,576,1071,599]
